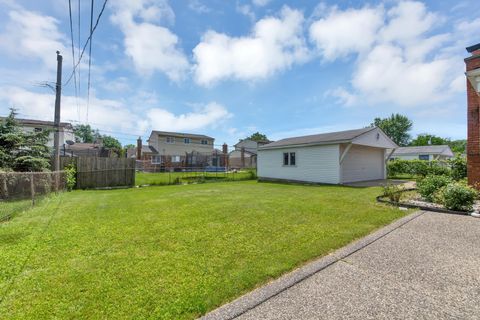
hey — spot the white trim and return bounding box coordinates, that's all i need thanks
[339,143,352,164]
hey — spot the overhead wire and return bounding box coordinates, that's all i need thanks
[67,0,80,120]
[77,0,81,121]
[62,0,108,88]
[86,0,94,124]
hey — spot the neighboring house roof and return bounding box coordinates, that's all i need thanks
[391,145,454,157]
[229,149,257,157]
[467,43,480,53]
[260,127,395,149]
[150,130,214,140]
[126,146,159,158]
[234,139,272,147]
[0,117,73,130]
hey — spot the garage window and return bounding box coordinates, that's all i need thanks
[419,155,429,161]
[283,152,296,166]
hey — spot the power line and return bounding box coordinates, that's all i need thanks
[68,0,79,119]
[63,0,108,87]
[77,0,81,121]
[86,0,94,124]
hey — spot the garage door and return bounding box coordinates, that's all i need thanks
[341,145,384,183]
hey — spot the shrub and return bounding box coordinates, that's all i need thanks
[382,183,404,203]
[417,175,452,202]
[449,155,467,181]
[439,183,477,212]
[65,164,76,191]
[387,159,450,178]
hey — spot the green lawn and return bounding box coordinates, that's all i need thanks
[135,170,255,186]
[0,199,34,222]
[0,181,407,319]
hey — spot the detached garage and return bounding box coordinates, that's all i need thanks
[257,127,397,184]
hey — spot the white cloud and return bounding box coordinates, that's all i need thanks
[147,102,232,131]
[252,0,272,7]
[188,0,211,14]
[110,0,189,82]
[193,6,310,86]
[309,6,384,60]
[0,9,68,70]
[309,1,464,107]
[328,87,357,107]
[0,86,232,135]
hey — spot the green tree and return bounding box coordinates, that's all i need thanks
[0,109,51,171]
[449,140,466,154]
[73,124,100,143]
[102,135,123,157]
[371,114,413,146]
[245,132,269,142]
[410,134,450,146]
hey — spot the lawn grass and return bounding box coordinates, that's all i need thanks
[0,181,408,319]
[0,199,34,222]
[135,170,255,186]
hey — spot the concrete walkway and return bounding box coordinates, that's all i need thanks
[202,212,480,320]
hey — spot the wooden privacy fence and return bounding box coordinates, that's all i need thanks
[61,157,135,189]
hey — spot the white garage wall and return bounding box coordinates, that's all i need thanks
[258,144,340,184]
[341,145,385,183]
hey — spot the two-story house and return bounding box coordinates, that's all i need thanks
[146,131,215,168]
[1,117,75,148]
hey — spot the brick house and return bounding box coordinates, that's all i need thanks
[465,43,480,188]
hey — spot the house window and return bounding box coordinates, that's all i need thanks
[283,152,296,166]
[34,127,43,132]
[201,139,208,145]
[151,155,161,164]
[184,138,191,144]
[419,155,429,161]
[171,155,181,162]
[166,136,175,144]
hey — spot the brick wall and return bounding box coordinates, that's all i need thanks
[466,46,480,188]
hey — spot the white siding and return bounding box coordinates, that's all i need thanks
[341,145,385,183]
[258,144,340,184]
[353,127,397,149]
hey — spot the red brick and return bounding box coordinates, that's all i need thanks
[466,48,480,189]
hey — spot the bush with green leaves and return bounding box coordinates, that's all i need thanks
[65,164,76,191]
[448,155,467,181]
[417,175,452,202]
[387,159,450,178]
[438,183,477,212]
[382,183,404,202]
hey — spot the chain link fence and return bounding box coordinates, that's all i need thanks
[135,166,257,186]
[0,171,66,222]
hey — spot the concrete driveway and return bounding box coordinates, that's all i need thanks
[202,212,480,320]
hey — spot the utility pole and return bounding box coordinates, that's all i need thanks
[53,51,63,172]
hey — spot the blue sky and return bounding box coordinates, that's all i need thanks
[0,0,478,147]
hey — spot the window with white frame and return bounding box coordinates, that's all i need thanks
[151,155,161,164]
[201,139,208,145]
[166,136,175,144]
[184,138,190,144]
[171,155,181,162]
[283,152,296,166]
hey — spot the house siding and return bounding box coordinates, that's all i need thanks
[149,134,214,156]
[258,144,340,184]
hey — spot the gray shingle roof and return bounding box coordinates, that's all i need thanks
[259,127,376,149]
[392,145,454,156]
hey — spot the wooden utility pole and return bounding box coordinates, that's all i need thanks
[53,51,63,172]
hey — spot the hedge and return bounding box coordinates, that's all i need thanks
[387,159,451,178]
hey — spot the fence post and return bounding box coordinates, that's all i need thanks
[30,173,35,206]
[1,173,8,200]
